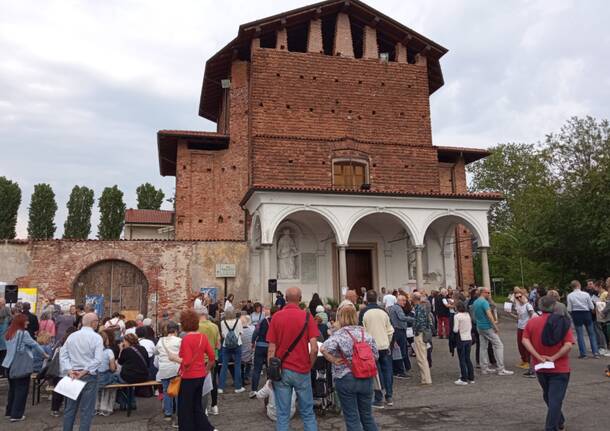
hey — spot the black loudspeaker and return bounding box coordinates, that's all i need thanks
[268,279,277,294]
[4,285,18,303]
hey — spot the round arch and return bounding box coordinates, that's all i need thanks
[73,259,149,318]
[344,208,419,244]
[265,206,343,245]
[421,211,488,247]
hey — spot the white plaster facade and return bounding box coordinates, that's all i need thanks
[244,191,499,304]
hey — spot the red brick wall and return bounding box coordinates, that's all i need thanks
[250,48,431,145]
[12,240,249,315]
[175,61,250,240]
[249,48,437,192]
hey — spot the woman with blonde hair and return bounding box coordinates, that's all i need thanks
[321,303,379,431]
[512,287,535,376]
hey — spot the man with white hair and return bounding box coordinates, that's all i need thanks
[61,312,103,431]
[412,292,432,385]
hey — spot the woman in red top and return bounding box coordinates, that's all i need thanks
[169,310,216,431]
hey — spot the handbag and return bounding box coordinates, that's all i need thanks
[167,334,203,398]
[267,313,309,382]
[9,331,35,379]
[47,347,62,378]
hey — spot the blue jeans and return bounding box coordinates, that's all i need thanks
[251,346,268,391]
[161,378,178,416]
[219,346,242,389]
[571,311,599,356]
[335,374,378,431]
[374,349,393,402]
[393,329,412,373]
[274,369,317,431]
[63,374,98,431]
[537,372,569,431]
[456,340,474,381]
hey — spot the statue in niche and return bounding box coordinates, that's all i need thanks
[407,237,417,280]
[277,228,299,279]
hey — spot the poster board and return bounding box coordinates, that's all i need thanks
[56,299,75,312]
[200,287,218,302]
[85,294,105,318]
[215,264,236,278]
[18,287,38,313]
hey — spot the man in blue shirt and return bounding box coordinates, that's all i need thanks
[60,312,103,431]
[472,288,514,376]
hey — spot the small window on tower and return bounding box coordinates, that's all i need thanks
[332,159,369,188]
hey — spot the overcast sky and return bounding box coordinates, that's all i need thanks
[1,0,609,239]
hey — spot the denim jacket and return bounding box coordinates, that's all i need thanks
[2,329,45,369]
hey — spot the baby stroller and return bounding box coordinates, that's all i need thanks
[311,354,336,415]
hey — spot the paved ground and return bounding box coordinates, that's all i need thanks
[1,314,608,430]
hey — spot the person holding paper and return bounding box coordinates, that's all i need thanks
[522,295,574,431]
[60,312,103,431]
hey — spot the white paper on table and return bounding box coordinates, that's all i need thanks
[534,361,555,371]
[406,328,414,338]
[54,376,87,400]
[201,372,213,396]
[503,302,514,313]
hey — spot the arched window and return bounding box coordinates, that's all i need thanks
[333,159,369,188]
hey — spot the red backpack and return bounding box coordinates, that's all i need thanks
[345,328,377,379]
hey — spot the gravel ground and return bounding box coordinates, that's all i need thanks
[1,315,608,430]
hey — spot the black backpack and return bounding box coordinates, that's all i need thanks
[541,313,571,346]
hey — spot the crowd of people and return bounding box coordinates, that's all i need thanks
[0,277,608,431]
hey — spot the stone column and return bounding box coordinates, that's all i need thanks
[276,28,288,51]
[415,245,425,290]
[480,246,491,288]
[395,43,408,63]
[333,12,354,58]
[338,245,348,294]
[261,244,271,304]
[307,18,324,53]
[362,25,378,59]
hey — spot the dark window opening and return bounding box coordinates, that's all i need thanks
[407,47,417,64]
[350,18,365,59]
[260,31,277,49]
[377,31,396,61]
[321,13,338,55]
[287,22,308,53]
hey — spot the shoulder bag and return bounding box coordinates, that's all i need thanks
[167,334,202,398]
[9,331,35,379]
[267,313,309,382]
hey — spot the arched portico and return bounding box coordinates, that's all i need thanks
[244,189,499,301]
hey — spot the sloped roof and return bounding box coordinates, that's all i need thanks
[124,209,174,225]
[199,0,448,122]
[157,130,230,176]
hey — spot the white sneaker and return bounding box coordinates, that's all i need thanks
[249,391,257,398]
[210,406,219,415]
[497,369,514,376]
[481,368,497,375]
[454,379,468,386]
[217,389,224,394]
[235,387,246,393]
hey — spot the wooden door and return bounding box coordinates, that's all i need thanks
[346,249,373,291]
[73,260,148,318]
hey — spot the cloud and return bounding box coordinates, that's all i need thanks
[1,0,609,238]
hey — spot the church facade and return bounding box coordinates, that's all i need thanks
[158,0,501,303]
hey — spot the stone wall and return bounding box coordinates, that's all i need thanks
[1,240,249,315]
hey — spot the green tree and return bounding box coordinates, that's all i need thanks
[136,183,165,210]
[63,186,95,239]
[27,183,57,239]
[97,186,126,240]
[0,176,21,239]
[469,116,610,291]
